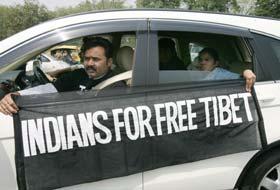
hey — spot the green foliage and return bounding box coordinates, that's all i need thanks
[0,6,10,40]
[255,0,280,18]
[183,0,240,13]
[0,0,126,40]
[0,0,53,40]
[237,0,255,15]
[95,0,126,9]
[136,0,181,8]
[54,0,94,17]
[54,0,125,17]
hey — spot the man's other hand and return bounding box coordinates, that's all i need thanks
[243,69,256,92]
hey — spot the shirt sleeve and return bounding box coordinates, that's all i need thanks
[53,71,77,92]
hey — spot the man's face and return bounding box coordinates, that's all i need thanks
[83,46,112,79]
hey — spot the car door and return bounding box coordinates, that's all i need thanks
[141,19,264,190]
[249,33,280,145]
[0,19,148,190]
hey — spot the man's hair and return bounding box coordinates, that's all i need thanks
[159,38,177,56]
[199,47,220,61]
[79,37,113,61]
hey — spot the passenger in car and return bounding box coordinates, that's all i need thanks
[62,50,75,65]
[159,38,185,70]
[198,47,256,91]
[53,49,63,60]
[0,37,125,115]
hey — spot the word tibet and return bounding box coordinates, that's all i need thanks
[21,92,253,157]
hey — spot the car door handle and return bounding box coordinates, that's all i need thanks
[258,96,275,102]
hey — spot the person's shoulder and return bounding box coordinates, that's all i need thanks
[213,67,240,79]
[214,67,227,72]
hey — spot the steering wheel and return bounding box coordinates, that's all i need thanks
[33,66,50,84]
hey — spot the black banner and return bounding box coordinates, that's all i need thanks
[14,83,261,190]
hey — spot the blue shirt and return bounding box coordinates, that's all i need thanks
[204,67,240,80]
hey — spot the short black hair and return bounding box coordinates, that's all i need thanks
[158,38,176,53]
[199,47,220,61]
[80,37,113,61]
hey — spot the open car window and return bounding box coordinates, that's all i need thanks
[157,31,253,84]
[0,32,137,98]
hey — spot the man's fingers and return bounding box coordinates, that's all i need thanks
[0,103,11,115]
[1,99,17,114]
[0,93,19,115]
[246,79,251,92]
[6,95,19,110]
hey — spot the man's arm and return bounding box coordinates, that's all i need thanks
[0,83,58,115]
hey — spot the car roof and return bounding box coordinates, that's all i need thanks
[0,9,279,55]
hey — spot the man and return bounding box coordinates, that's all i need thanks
[0,37,124,115]
[159,38,185,70]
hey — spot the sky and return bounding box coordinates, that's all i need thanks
[0,0,136,10]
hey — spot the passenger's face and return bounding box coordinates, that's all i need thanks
[199,52,217,71]
[83,47,112,79]
[55,50,63,60]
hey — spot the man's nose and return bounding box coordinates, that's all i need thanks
[86,59,95,65]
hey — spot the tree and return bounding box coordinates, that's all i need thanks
[54,0,126,17]
[95,0,126,9]
[255,0,280,18]
[0,0,53,40]
[236,0,255,15]
[136,0,181,8]
[54,0,94,17]
[183,0,240,13]
[0,6,10,40]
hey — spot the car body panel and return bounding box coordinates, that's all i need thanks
[255,81,280,144]
[0,139,17,190]
[143,151,258,190]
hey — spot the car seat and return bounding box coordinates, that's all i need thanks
[115,46,134,86]
[116,46,134,72]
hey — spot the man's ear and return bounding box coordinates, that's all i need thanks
[107,58,113,67]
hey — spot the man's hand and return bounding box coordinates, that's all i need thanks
[0,92,20,115]
[243,69,256,92]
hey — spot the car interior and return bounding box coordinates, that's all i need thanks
[158,31,253,84]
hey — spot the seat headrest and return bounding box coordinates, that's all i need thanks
[116,46,134,71]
